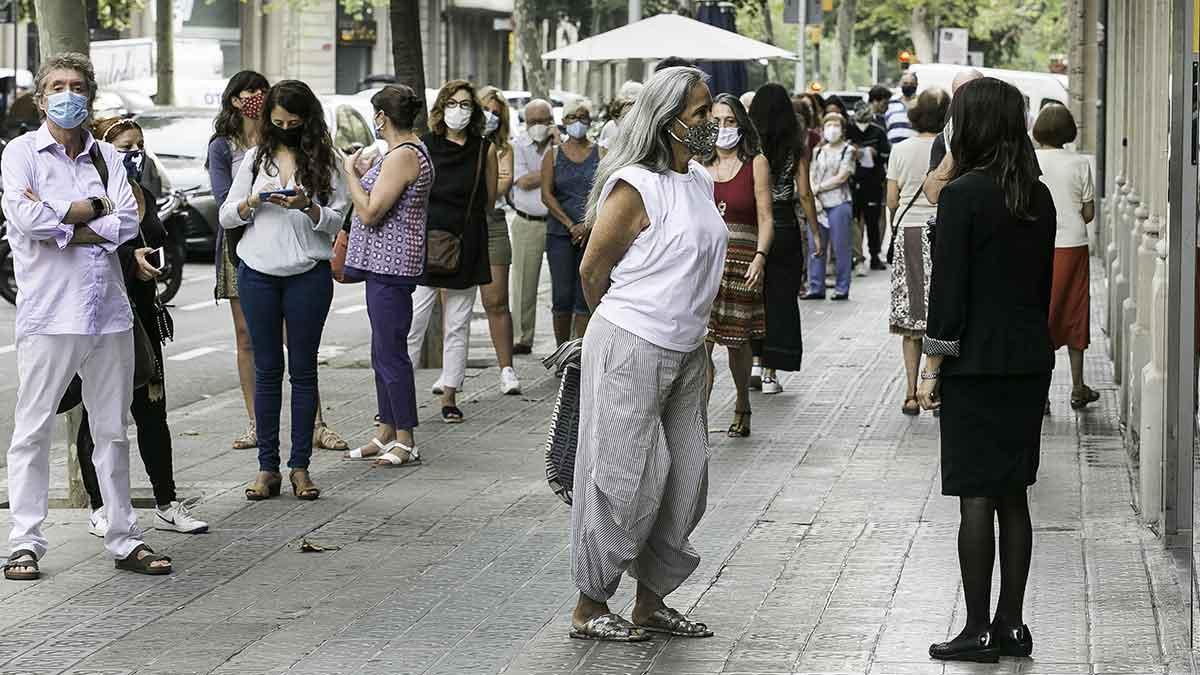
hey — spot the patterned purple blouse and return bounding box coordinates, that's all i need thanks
[345,141,434,278]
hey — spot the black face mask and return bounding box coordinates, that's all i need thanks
[274,124,304,148]
[901,84,917,97]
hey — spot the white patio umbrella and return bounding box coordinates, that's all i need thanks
[541,13,797,62]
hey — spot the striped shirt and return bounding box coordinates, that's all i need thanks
[885,95,916,145]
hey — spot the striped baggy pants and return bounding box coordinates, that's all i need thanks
[570,315,710,602]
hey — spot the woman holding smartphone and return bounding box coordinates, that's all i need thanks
[76,117,208,537]
[219,81,349,501]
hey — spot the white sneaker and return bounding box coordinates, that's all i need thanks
[761,376,784,395]
[854,262,867,278]
[431,382,444,396]
[749,365,763,391]
[155,498,209,534]
[500,367,522,395]
[88,508,108,538]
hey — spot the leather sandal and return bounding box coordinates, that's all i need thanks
[441,406,464,424]
[375,443,421,467]
[115,544,172,576]
[313,423,348,451]
[727,410,751,438]
[245,471,282,501]
[232,421,256,450]
[902,397,921,416]
[3,549,39,581]
[634,607,713,638]
[290,469,321,500]
[569,613,650,642]
[1071,385,1100,410]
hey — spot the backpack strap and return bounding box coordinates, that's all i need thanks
[88,143,109,194]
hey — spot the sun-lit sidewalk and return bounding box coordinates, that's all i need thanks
[0,265,1189,675]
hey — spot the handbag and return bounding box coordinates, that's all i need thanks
[427,142,485,276]
[542,339,584,505]
[331,228,355,284]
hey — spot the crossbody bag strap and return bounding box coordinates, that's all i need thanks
[89,142,149,249]
[887,177,928,255]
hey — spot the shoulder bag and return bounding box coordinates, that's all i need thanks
[427,141,485,276]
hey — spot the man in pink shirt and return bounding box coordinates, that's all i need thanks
[2,53,172,580]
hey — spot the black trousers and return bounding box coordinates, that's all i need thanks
[853,184,885,258]
[77,340,176,510]
[759,227,805,372]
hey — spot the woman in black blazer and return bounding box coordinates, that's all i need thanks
[917,78,1057,663]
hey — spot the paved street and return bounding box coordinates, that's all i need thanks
[0,262,1191,674]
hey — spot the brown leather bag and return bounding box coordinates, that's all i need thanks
[427,142,485,276]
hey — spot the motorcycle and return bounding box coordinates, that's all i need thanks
[0,188,189,306]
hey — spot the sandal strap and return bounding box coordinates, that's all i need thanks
[4,549,37,569]
[123,544,171,564]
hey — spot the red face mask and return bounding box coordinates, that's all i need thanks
[240,92,264,120]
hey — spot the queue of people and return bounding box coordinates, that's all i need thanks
[2,48,1092,668]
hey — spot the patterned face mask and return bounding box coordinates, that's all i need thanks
[240,92,264,120]
[670,116,718,157]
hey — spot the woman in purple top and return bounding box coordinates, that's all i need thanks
[341,85,434,466]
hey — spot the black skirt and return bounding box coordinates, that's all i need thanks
[760,226,804,372]
[939,372,1052,497]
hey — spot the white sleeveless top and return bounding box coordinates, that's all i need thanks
[594,161,729,352]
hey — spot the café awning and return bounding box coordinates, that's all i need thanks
[541,13,796,62]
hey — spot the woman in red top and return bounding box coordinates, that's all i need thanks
[704,93,774,437]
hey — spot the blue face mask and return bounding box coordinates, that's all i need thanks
[566,120,588,139]
[122,150,144,182]
[45,91,89,129]
[484,112,500,136]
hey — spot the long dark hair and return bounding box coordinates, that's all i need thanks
[255,80,337,205]
[948,77,1041,220]
[704,93,760,165]
[750,83,802,177]
[212,70,269,148]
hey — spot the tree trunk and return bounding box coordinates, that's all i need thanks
[910,4,934,64]
[831,0,855,89]
[33,0,88,60]
[155,0,174,105]
[514,0,550,99]
[757,0,778,82]
[390,0,427,128]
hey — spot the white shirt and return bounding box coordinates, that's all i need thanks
[219,147,349,277]
[886,135,937,228]
[1,126,140,339]
[509,132,551,217]
[1036,148,1094,248]
[594,162,728,352]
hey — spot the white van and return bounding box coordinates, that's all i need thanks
[907,63,1069,111]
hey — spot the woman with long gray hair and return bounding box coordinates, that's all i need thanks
[569,67,728,642]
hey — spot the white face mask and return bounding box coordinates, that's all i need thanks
[444,106,472,131]
[484,111,500,135]
[566,120,589,139]
[823,124,843,143]
[527,123,550,143]
[715,126,741,150]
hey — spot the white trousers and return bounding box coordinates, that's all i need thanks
[408,286,475,390]
[9,332,143,560]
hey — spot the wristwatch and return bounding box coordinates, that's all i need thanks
[88,196,106,218]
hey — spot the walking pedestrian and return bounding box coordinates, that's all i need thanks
[886,70,919,145]
[848,101,891,272]
[806,112,856,301]
[749,83,821,394]
[509,99,555,355]
[917,77,1057,663]
[220,80,349,501]
[79,117,208,537]
[341,85,432,466]
[3,52,171,579]
[703,93,773,437]
[1034,104,1099,411]
[570,65,726,642]
[207,72,349,453]
[410,80,497,424]
[478,86,522,395]
[886,88,948,416]
[207,70,268,451]
[541,96,600,345]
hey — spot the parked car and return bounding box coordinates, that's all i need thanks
[135,98,377,260]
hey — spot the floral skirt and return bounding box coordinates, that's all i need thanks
[889,225,931,336]
[708,221,765,346]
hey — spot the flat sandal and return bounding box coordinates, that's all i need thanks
[727,410,751,438]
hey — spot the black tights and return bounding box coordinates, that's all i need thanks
[956,492,1032,635]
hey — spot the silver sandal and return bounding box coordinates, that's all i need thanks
[635,607,713,637]
[569,613,650,642]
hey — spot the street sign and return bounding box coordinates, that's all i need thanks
[938,27,969,65]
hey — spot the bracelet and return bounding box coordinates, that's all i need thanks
[754,250,767,260]
[920,371,940,380]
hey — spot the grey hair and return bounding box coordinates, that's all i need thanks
[584,66,707,228]
[35,52,97,114]
[561,95,592,119]
[524,98,551,118]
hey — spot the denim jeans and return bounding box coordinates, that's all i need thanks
[546,233,589,316]
[237,261,334,472]
[807,202,853,297]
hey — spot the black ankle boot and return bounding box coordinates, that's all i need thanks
[991,622,1033,657]
[929,628,1000,663]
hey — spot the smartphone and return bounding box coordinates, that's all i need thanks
[259,189,298,201]
[147,247,164,271]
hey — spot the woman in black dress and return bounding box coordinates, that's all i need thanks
[409,80,498,423]
[917,78,1057,663]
